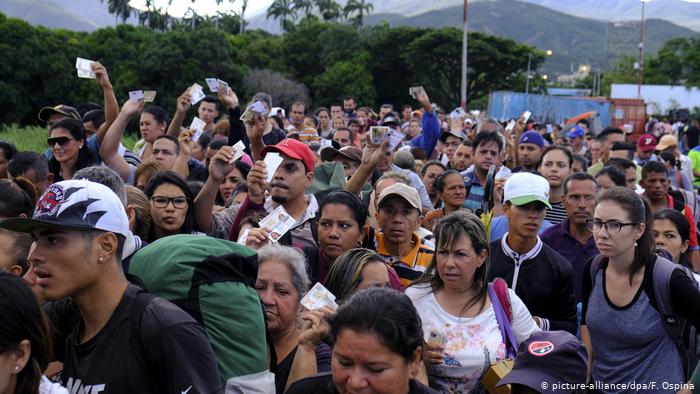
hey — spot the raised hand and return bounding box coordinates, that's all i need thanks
[176,88,193,114]
[208,146,235,183]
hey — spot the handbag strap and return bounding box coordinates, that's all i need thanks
[488,281,518,359]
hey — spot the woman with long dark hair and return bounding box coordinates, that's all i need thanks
[581,187,700,391]
[0,272,68,393]
[144,171,197,241]
[47,119,95,181]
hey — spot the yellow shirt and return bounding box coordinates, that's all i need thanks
[376,232,434,287]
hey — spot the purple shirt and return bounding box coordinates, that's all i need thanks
[540,218,598,302]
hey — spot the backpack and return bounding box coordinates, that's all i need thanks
[669,188,700,232]
[588,255,700,379]
[128,234,274,393]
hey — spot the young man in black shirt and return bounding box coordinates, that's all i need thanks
[1,180,221,393]
[488,172,578,334]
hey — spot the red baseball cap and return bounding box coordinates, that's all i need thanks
[637,133,657,152]
[260,138,317,172]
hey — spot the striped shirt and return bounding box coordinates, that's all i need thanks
[376,232,434,287]
[462,170,485,213]
[544,201,568,225]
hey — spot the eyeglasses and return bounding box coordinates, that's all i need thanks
[586,219,637,233]
[150,196,189,209]
[47,137,74,147]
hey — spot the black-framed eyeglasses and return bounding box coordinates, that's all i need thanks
[150,196,189,209]
[586,219,637,233]
[47,136,74,147]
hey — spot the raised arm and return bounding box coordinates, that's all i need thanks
[99,99,143,182]
[167,88,192,137]
[91,62,118,144]
[172,130,194,179]
[194,147,235,233]
[410,92,440,157]
[245,115,267,163]
[344,140,388,194]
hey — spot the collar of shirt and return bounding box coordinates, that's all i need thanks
[264,194,319,227]
[500,233,543,290]
[377,231,422,267]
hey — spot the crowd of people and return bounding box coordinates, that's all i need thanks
[1,60,700,394]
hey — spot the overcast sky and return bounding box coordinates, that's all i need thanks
[130,0,272,18]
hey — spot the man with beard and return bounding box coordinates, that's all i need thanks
[229,138,319,249]
[515,131,544,173]
[450,140,473,172]
[541,173,599,302]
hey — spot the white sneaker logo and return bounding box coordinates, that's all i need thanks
[182,386,192,394]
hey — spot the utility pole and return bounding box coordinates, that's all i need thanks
[460,0,469,110]
[637,0,647,99]
[525,53,532,95]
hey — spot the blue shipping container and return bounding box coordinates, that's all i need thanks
[487,91,611,128]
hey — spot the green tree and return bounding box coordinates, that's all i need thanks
[315,0,342,22]
[402,29,540,106]
[293,0,315,17]
[343,0,373,28]
[366,24,427,109]
[313,54,376,105]
[267,0,297,32]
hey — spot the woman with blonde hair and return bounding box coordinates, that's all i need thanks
[325,248,391,303]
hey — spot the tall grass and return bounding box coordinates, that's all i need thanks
[0,125,139,153]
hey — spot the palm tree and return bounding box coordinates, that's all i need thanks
[267,0,297,31]
[293,0,314,17]
[315,0,342,22]
[343,0,373,28]
[101,0,133,25]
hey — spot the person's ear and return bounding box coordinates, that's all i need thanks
[305,171,314,188]
[46,173,54,184]
[96,232,118,261]
[126,205,136,230]
[477,248,488,267]
[408,346,422,378]
[9,339,31,375]
[18,213,28,219]
[8,265,23,276]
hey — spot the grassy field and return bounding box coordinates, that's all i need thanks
[0,125,139,153]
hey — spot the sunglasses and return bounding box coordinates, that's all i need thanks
[47,137,74,147]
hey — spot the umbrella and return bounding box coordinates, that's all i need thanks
[564,111,596,126]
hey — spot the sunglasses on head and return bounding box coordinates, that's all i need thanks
[47,136,74,147]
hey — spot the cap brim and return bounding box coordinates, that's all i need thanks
[0,217,94,235]
[440,131,465,142]
[377,193,421,210]
[38,107,58,122]
[261,145,303,162]
[509,195,552,209]
[320,147,341,162]
[497,370,559,392]
[639,146,656,152]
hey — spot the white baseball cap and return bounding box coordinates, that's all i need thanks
[504,173,551,208]
[0,180,130,238]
